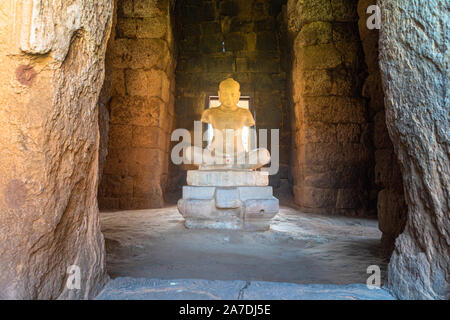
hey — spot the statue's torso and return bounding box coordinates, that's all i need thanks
[203,107,252,156]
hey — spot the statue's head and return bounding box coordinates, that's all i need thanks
[218,78,240,107]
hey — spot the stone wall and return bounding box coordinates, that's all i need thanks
[168,0,289,195]
[357,0,406,256]
[379,0,449,300]
[99,0,177,210]
[0,0,112,299]
[288,0,373,216]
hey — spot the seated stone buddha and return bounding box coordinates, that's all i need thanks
[184,78,270,170]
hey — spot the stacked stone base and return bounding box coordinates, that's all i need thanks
[178,171,279,231]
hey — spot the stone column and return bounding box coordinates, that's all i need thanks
[288,0,373,216]
[0,0,113,299]
[99,0,177,210]
[379,0,449,300]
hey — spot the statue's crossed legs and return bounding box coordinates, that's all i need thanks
[184,146,270,170]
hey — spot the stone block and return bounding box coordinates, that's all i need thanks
[134,0,166,18]
[247,55,279,72]
[118,0,133,17]
[200,34,224,54]
[182,186,215,199]
[108,124,132,149]
[303,172,338,188]
[110,39,167,69]
[298,121,336,144]
[110,68,126,96]
[230,19,253,33]
[293,185,337,208]
[255,19,277,32]
[336,124,361,143]
[300,142,365,164]
[110,96,162,127]
[99,174,133,198]
[238,186,274,200]
[126,68,167,97]
[224,33,246,51]
[235,58,248,72]
[187,170,269,186]
[297,0,333,23]
[201,21,222,35]
[295,22,333,47]
[178,199,243,230]
[293,69,354,97]
[132,126,160,148]
[98,197,120,210]
[331,0,358,22]
[103,147,130,176]
[129,148,164,177]
[116,18,137,38]
[219,0,239,16]
[133,176,162,198]
[298,44,342,70]
[302,97,366,124]
[137,17,167,39]
[215,188,241,208]
[335,41,363,69]
[199,2,216,21]
[332,22,360,43]
[336,188,361,209]
[205,56,235,73]
[244,198,279,215]
[256,32,278,51]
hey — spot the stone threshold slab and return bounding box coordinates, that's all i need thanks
[96,277,395,300]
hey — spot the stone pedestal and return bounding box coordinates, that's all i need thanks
[178,170,279,231]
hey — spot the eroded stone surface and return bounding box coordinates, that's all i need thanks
[0,0,113,299]
[379,0,449,300]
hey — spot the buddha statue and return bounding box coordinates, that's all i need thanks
[184,78,270,170]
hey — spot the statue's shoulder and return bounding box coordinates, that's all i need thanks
[239,107,253,118]
[201,108,213,122]
[239,107,252,115]
[240,107,255,126]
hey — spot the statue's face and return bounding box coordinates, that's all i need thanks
[218,86,240,107]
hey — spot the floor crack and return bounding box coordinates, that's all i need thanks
[237,281,251,300]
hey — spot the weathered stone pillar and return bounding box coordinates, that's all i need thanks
[378,0,449,300]
[288,0,373,216]
[0,0,113,299]
[99,0,177,210]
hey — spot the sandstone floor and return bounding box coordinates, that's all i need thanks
[100,204,390,296]
[96,278,394,300]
